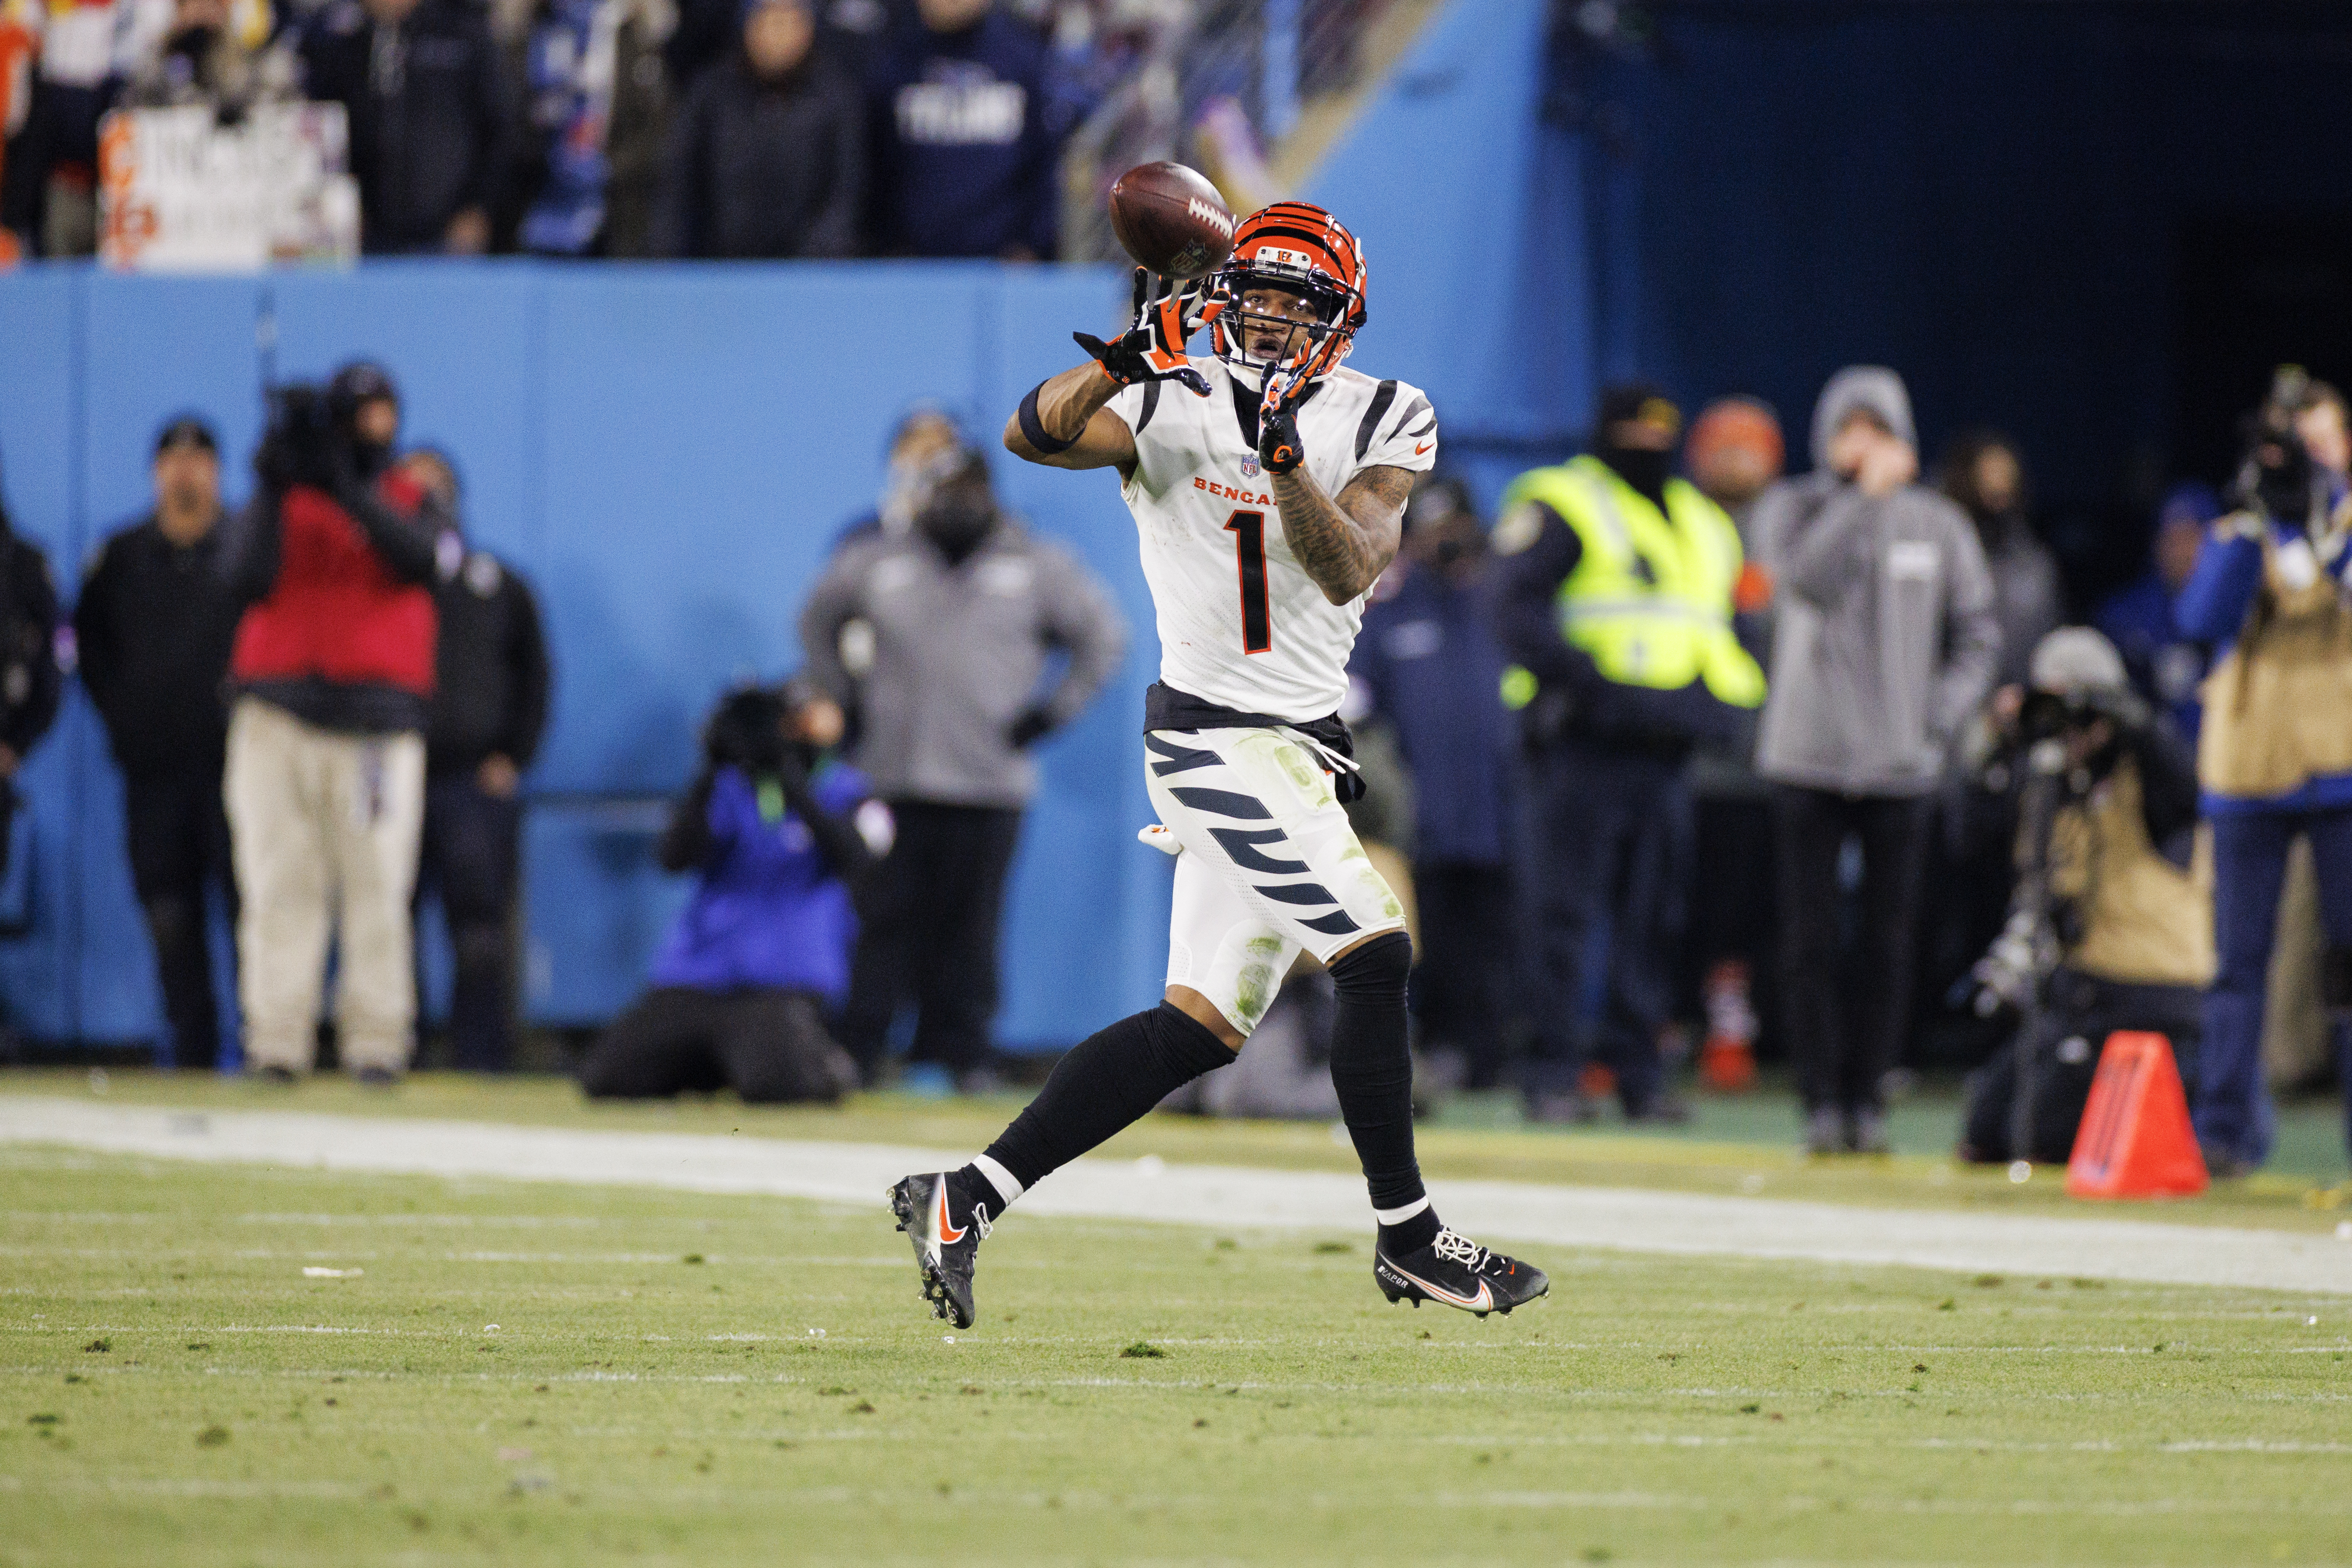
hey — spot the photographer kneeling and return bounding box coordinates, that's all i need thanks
[1958,629,2211,1165]
[578,681,882,1105]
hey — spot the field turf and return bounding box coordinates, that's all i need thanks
[5,1138,2351,1566]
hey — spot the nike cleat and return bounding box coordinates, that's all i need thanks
[889,1171,992,1329]
[1374,1228,1548,1317]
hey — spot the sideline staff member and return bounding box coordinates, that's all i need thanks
[1491,384,1764,1125]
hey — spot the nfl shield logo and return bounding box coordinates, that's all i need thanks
[1241,454,1260,478]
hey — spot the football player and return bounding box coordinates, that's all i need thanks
[889,203,1549,1327]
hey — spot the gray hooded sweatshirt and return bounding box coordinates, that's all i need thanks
[1747,367,2000,797]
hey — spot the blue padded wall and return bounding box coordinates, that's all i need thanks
[0,259,1184,1052]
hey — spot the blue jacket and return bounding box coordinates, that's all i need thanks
[648,762,869,998]
[2175,519,2352,815]
[865,12,1063,257]
[1351,563,1516,866]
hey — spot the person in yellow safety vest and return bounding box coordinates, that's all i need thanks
[1488,383,1766,1125]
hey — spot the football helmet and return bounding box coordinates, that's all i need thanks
[1209,201,1368,380]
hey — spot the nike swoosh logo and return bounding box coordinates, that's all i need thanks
[1414,442,1433,456]
[934,1181,966,1246]
[1388,1260,1492,1312]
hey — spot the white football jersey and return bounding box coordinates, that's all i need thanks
[1109,358,1438,721]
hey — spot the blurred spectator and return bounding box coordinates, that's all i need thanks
[1939,430,2062,691]
[866,0,1062,259]
[1956,628,2209,1165]
[0,450,60,880]
[74,415,241,1070]
[0,0,127,254]
[512,0,673,255]
[649,0,861,257]
[578,682,871,1104]
[402,447,549,1071]
[2094,482,2221,742]
[1749,366,1998,1155]
[1685,395,1784,532]
[837,403,966,545]
[122,0,297,111]
[298,0,512,253]
[2294,379,2351,497]
[800,442,1123,1088]
[2176,402,2352,1176]
[219,361,451,1082]
[667,0,897,100]
[1492,385,1764,1124]
[1682,394,1785,1091]
[1349,477,1516,1092]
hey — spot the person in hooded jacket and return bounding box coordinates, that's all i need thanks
[798,441,1123,1088]
[578,681,875,1103]
[219,360,454,1082]
[1937,430,2064,692]
[1748,366,2000,1155]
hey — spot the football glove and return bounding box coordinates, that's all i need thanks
[1074,268,1228,397]
[1255,330,1345,475]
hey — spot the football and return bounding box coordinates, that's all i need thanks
[1107,162,1238,279]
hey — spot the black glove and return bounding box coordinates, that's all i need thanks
[1074,268,1227,398]
[1254,334,1337,475]
[1007,705,1055,749]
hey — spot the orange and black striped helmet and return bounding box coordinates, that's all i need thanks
[1209,201,1368,377]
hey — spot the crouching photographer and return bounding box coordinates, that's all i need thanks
[2177,373,2352,1175]
[577,680,885,1105]
[1957,628,2211,1166]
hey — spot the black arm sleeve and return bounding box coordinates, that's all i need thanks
[499,573,552,769]
[656,769,720,874]
[2130,715,2203,862]
[776,755,876,890]
[2,542,61,756]
[71,540,122,728]
[219,492,286,608]
[341,477,446,585]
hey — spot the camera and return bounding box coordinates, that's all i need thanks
[703,685,792,776]
[256,382,344,491]
[2232,364,2323,525]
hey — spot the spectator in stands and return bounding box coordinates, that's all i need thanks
[800,441,1123,1089]
[401,448,550,1072]
[649,0,863,258]
[1939,430,2063,692]
[1491,385,1764,1124]
[2095,482,2221,743]
[74,416,242,1071]
[220,361,451,1083]
[122,0,298,112]
[0,451,60,879]
[0,0,121,255]
[1349,477,1517,1092]
[577,681,871,1104]
[865,0,1063,259]
[299,0,512,254]
[1957,628,2209,1166]
[1750,366,1999,1155]
[2176,403,2352,1176]
[513,0,674,256]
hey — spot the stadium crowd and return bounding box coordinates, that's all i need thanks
[0,0,1160,258]
[0,325,2346,1176]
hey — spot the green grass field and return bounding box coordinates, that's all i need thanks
[6,1133,2352,1566]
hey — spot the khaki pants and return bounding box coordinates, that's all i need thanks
[225,697,425,1075]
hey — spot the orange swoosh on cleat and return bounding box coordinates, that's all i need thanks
[934,1181,965,1245]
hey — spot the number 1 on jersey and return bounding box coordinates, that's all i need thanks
[1225,509,1271,654]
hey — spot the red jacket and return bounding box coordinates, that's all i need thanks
[231,472,438,696]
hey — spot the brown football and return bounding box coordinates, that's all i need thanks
[1107,163,1237,279]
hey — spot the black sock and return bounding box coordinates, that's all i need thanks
[966,1002,1234,1203]
[1327,932,1439,1253]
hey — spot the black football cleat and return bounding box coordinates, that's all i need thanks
[1374,1228,1548,1317]
[889,1171,992,1329]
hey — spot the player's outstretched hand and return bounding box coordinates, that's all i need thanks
[1074,267,1228,397]
[1255,332,1340,474]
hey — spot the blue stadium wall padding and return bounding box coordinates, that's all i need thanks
[0,259,1199,1052]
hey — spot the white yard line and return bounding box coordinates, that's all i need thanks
[3,1095,2348,1294]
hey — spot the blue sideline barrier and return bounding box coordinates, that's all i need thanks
[0,259,1192,1053]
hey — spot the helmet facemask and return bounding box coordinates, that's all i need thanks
[1211,264,1357,380]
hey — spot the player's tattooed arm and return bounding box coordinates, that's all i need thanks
[1272,463,1413,605]
[1003,363,1141,475]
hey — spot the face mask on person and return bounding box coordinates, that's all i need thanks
[1599,441,1671,500]
[917,487,996,560]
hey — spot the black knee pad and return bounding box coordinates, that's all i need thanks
[2324,946,2352,1017]
[1326,930,1413,1006]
